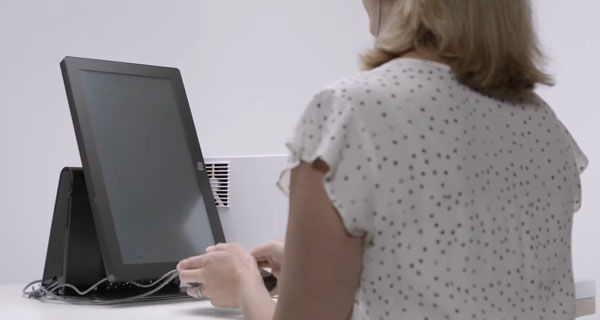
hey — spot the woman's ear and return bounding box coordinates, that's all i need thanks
[373,0,383,36]
[377,0,398,35]
[363,0,383,36]
[365,0,397,37]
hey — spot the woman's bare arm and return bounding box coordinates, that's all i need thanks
[271,160,364,320]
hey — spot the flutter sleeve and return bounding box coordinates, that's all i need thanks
[277,88,377,237]
[557,120,588,213]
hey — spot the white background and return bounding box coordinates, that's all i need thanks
[0,0,598,314]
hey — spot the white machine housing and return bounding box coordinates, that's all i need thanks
[205,155,289,250]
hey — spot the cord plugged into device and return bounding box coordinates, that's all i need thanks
[23,269,180,305]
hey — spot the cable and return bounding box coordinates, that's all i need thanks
[51,277,109,296]
[127,269,178,288]
[23,269,180,305]
[45,271,179,305]
[23,277,109,298]
[46,281,61,292]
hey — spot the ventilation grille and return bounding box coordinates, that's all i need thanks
[205,160,231,208]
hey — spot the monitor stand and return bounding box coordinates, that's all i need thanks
[42,167,187,302]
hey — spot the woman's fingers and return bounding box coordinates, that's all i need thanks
[250,240,280,259]
[206,242,238,253]
[250,244,272,259]
[257,260,271,268]
[178,268,205,284]
[187,285,204,299]
[177,254,208,271]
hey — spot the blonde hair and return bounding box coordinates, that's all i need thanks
[362,0,553,96]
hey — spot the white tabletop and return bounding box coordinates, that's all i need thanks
[1,284,242,320]
[1,280,596,319]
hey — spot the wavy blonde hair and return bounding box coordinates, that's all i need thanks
[361,0,553,96]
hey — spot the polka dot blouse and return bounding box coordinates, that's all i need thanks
[277,57,588,320]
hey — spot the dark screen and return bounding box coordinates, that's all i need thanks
[79,70,214,265]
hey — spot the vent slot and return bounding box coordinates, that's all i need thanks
[205,160,231,208]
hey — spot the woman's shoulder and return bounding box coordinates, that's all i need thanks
[316,58,455,105]
[319,70,380,93]
[310,67,397,108]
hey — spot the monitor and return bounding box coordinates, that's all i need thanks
[60,56,225,282]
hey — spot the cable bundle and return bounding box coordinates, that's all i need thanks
[22,269,180,305]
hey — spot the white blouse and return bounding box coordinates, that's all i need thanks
[278,57,588,320]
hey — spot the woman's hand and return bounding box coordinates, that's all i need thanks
[177,243,264,309]
[251,240,284,279]
[251,240,284,296]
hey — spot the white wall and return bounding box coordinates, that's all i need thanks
[0,0,598,311]
[0,0,371,284]
[531,0,600,293]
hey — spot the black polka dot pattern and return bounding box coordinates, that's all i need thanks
[278,58,588,320]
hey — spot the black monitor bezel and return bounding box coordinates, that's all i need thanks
[60,56,226,282]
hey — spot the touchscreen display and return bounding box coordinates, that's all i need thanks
[79,70,214,265]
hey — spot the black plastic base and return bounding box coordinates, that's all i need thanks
[41,167,185,302]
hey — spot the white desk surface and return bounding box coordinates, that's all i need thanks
[0,284,242,320]
[0,280,596,319]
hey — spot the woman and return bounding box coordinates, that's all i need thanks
[178,0,588,319]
